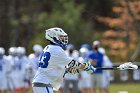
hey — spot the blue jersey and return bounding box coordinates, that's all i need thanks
[85,50,103,74]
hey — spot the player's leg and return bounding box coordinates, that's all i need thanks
[12,73,24,93]
[64,80,70,93]
[91,75,97,93]
[103,74,110,93]
[72,80,78,93]
[33,87,53,93]
[0,76,8,93]
[96,74,104,93]
[84,77,92,93]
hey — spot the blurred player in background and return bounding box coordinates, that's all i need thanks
[7,47,28,93]
[133,69,140,80]
[27,44,43,93]
[80,44,91,51]
[120,70,128,81]
[16,47,29,93]
[32,27,95,93]
[27,44,43,80]
[64,44,79,93]
[78,46,91,93]
[85,40,104,93]
[7,47,17,93]
[0,47,11,93]
[99,48,113,93]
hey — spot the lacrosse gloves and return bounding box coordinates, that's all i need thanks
[83,61,96,74]
[65,60,96,74]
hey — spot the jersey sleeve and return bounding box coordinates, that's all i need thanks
[57,48,73,67]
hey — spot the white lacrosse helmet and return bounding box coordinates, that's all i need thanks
[93,40,100,46]
[79,47,89,57]
[16,47,26,56]
[45,27,68,49]
[99,48,105,55]
[9,47,17,55]
[80,47,89,54]
[0,47,5,55]
[33,44,43,54]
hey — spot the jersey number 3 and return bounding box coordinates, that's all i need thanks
[39,50,51,68]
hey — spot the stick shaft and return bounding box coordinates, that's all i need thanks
[96,67,117,70]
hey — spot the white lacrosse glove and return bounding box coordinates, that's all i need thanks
[83,62,96,74]
[64,60,96,75]
[117,62,138,70]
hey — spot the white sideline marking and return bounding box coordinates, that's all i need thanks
[118,91,128,93]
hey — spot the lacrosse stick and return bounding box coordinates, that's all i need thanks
[63,62,138,78]
[94,62,138,70]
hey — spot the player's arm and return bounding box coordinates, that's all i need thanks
[64,59,138,77]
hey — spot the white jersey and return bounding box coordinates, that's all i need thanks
[32,45,72,91]
[0,56,11,90]
[78,57,91,88]
[7,55,29,88]
[65,50,79,60]
[28,53,40,77]
[103,55,113,77]
[16,56,29,77]
[133,69,140,80]
[103,55,113,87]
[0,56,11,75]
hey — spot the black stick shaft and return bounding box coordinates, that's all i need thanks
[96,67,118,70]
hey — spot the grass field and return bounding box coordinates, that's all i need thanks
[54,83,140,93]
[109,83,140,93]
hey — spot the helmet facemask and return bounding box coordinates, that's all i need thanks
[59,35,68,46]
[53,35,68,49]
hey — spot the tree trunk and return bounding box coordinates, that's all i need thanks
[125,0,140,61]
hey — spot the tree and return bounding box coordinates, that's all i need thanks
[97,0,140,62]
[31,0,93,50]
[0,0,92,53]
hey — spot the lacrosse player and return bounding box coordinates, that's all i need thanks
[32,27,95,93]
[16,47,29,93]
[78,47,92,93]
[99,48,113,93]
[85,40,104,93]
[0,47,11,93]
[28,44,43,80]
[7,47,17,92]
[27,44,43,93]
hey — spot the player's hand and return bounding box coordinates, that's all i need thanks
[83,61,96,74]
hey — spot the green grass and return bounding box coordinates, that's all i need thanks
[109,83,140,93]
[50,83,140,93]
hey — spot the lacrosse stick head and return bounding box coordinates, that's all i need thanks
[117,62,138,70]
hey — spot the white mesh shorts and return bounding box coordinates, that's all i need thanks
[33,86,53,93]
